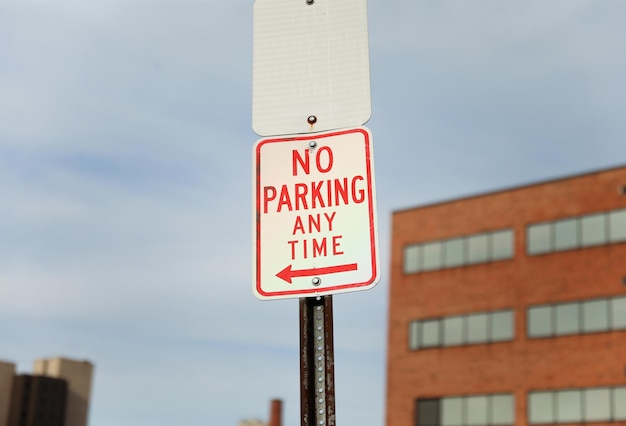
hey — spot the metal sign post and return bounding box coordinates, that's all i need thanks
[300,296,335,426]
[252,1,375,425]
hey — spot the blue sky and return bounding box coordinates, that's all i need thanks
[2,1,626,426]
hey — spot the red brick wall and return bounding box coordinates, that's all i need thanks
[386,166,626,426]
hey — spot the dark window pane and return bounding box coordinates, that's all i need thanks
[444,238,465,268]
[423,242,443,271]
[491,311,514,341]
[528,306,553,338]
[529,392,554,424]
[582,299,608,333]
[416,399,440,426]
[467,234,488,264]
[421,319,441,348]
[554,218,578,251]
[527,223,552,255]
[611,296,626,329]
[491,230,514,260]
[555,303,580,335]
[581,213,607,247]
[441,397,463,426]
[467,313,488,344]
[443,316,464,347]
[584,388,610,422]
[556,390,581,423]
[609,209,626,242]
[404,245,421,274]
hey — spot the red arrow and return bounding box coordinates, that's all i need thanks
[276,263,358,284]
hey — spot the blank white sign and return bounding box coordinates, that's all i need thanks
[253,0,371,136]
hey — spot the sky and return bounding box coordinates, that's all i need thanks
[1,1,626,425]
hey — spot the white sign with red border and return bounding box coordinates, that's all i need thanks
[253,127,379,300]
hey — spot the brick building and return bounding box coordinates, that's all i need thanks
[386,165,626,426]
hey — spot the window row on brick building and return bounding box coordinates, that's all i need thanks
[527,207,626,255]
[403,229,514,274]
[528,386,626,424]
[416,394,514,426]
[416,386,626,426]
[408,310,514,350]
[528,295,626,338]
[403,208,626,274]
[409,295,626,351]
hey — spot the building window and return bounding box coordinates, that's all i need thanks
[421,319,441,348]
[526,208,626,255]
[444,238,465,267]
[527,223,552,255]
[528,386,626,424]
[491,310,514,341]
[554,302,580,336]
[467,234,489,264]
[466,313,488,344]
[584,388,611,422]
[527,306,552,338]
[582,299,608,332]
[416,394,514,426]
[581,213,607,246]
[491,394,515,425]
[527,295,626,339]
[416,399,440,426]
[403,229,514,274]
[442,316,464,346]
[410,310,514,350]
[404,245,421,274]
[491,230,514,260]
[441,397,463,426]
[554,218,578,251]
[611,296,626,328]
[614,387,626,420]
[423,241,444,271]
[409,321,420,349]
[528,392,554,424]
[608,209,626,242]
[466,395,489,425]
[556,390,582,423]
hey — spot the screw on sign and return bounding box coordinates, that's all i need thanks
[253,127,379,300]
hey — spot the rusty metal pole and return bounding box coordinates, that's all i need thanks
[300,295,336,426]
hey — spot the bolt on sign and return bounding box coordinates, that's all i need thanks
[253,127,379,300]
[252,0,371,136]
